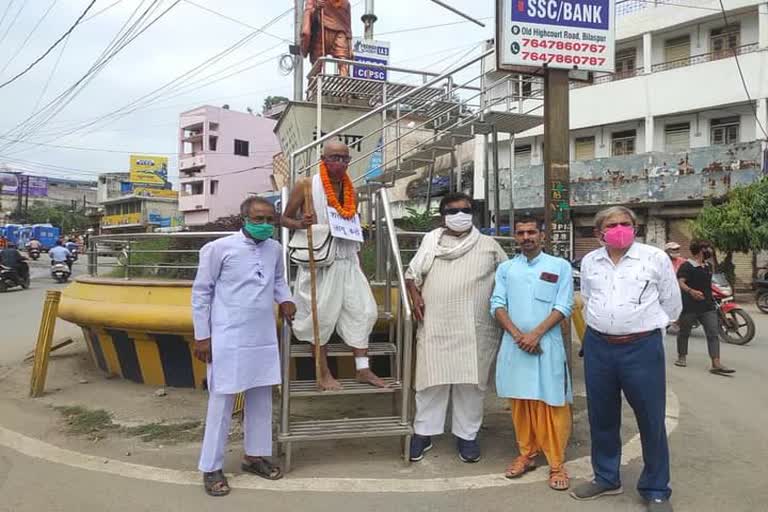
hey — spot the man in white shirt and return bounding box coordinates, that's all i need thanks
[570,206,682,512]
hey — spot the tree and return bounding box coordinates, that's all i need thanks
[691,177,768,281]
[262,95,289,114]
[25,201,91,234]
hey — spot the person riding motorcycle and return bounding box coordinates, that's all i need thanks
[0,242,30,283]
[49,240,73,271]
[27,239,42,251]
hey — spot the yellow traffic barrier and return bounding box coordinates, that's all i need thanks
[233,392,245,417]
[30,290,62,398]
[572,295,586,343]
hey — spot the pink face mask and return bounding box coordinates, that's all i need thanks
[602,225,635,249]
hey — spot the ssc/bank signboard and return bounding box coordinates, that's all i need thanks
[497,0,616,73]
[352,39,390,82]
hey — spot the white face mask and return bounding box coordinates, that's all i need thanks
[445,212,473,232]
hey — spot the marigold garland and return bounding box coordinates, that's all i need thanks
[320,161,357,219]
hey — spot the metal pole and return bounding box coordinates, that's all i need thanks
[508,133,515,233]
[543,69,571,258]
[279,186,291,467]
[483,134,490,228]
[316,73,324,172]
[492,126,501,232]
[294,0,304,101]
[362,0,377,40]
[449,148,456,194]
[425,161,434,212]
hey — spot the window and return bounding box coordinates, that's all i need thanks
[575,136,596,161]
[209,122,219,131]
[514,144,532,168]
[664,35,691,65]
[711,117,740,145]
[611,130,636,156]
[711,25,740,59]
[615,48,636,77]
[209,136,218,152]
[210,180,219,195]
[234,139,249,157]
[182,181,204,196]
[665,122,691,152]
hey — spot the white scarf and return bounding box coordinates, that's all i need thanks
[407,227,481,288]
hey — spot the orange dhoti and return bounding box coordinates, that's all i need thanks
[310,29,350,76]
[510,399,571,468]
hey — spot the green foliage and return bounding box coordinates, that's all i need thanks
[262,95,289,114]
[692,177,768,283]
[25,201,91,233]
[692,177,768,253]
[399,207,437,232]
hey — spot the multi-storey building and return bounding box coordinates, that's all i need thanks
[177,105,281,225]
[479,0,768,287]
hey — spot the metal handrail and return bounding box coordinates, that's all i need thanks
[291,49,494,160]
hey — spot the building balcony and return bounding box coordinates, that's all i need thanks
[179,154,206,172]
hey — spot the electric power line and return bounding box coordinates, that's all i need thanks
[0,0,26,51]
[0,0,59,76]
[181,0,292,44]
[0,0,97,91]
[716,0,768,140]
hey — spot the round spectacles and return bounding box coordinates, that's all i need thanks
[324,155,352,164]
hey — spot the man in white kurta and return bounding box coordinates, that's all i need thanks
[192,197,294,496]
[405,193,508,463]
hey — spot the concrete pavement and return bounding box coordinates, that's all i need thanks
[1,271,768,510]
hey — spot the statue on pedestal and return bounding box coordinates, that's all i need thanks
[301,0,352,76]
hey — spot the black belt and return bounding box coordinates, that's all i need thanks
[589,328,660,344]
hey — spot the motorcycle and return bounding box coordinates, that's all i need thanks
[0,263,30,292]
[755,279,768,314]
[51,261,71,283]
[28,247,40,260]
[712,272,755,345]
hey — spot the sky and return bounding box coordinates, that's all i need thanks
[0,0,498,186]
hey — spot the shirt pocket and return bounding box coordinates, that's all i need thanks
[624,272,655,305]
[534,280,558,303]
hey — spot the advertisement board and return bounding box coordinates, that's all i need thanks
[497,0,616,73]
[101,213,142,228]
[352,39,390,82]
[0,173,48,197]
[129,155,169,186]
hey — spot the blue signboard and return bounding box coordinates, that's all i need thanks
[352,39,390,82]
[512,0,610,30]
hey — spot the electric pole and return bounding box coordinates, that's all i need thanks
[362,0,377,40]
[542,69,572,261]
[293,0,304,101]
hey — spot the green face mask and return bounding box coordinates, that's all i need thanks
[244,221,274,240]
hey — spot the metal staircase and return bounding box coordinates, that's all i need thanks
[277,48,543,471]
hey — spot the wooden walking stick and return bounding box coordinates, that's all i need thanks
[303,180,324,389]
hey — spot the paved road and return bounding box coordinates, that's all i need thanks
[0,258,83,368]
[1,279,767,510]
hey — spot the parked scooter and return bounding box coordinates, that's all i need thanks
[51,261,71,283]
[755,279,768,314]
[0,263,30,292]
[712,273,755,345]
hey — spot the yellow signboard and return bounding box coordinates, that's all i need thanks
[133,187,178,199]
[130,155,168,186]
[102,213,142,227]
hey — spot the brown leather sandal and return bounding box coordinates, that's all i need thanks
[549,465,570,491]
[504,454,537,479]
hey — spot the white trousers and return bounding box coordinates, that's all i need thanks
[293,258,377,349]
[413,384,485,441]
[198,386,272,473]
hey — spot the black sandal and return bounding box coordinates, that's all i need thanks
[241,457,283,480]
[203,470,230,497]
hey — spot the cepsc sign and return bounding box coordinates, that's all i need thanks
[352,39,390,82]
[497,0,616,73]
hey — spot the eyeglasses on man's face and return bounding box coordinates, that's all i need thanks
[443,207,472,215]
[324,154,352,164]
[246,215,276,225]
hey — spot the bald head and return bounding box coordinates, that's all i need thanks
[322,140,350,158]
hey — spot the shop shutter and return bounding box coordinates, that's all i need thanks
[668,219,694,259]
[575,137,596,161]
[665,123,691,153]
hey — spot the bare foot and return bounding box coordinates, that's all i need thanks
[318,371,343,391]
[356,368,390,388]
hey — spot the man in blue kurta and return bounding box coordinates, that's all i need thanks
[192,197,295,497]
[491,216,574,491]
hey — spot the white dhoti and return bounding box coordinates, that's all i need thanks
[292,258,377,348]
[414,384,485,441]
[198,386,272,472]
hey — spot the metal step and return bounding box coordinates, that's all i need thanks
[289,378,401,397]
[290,341,397,358]
[279,416,412,442]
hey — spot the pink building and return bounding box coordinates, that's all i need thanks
[178,105,280,225]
